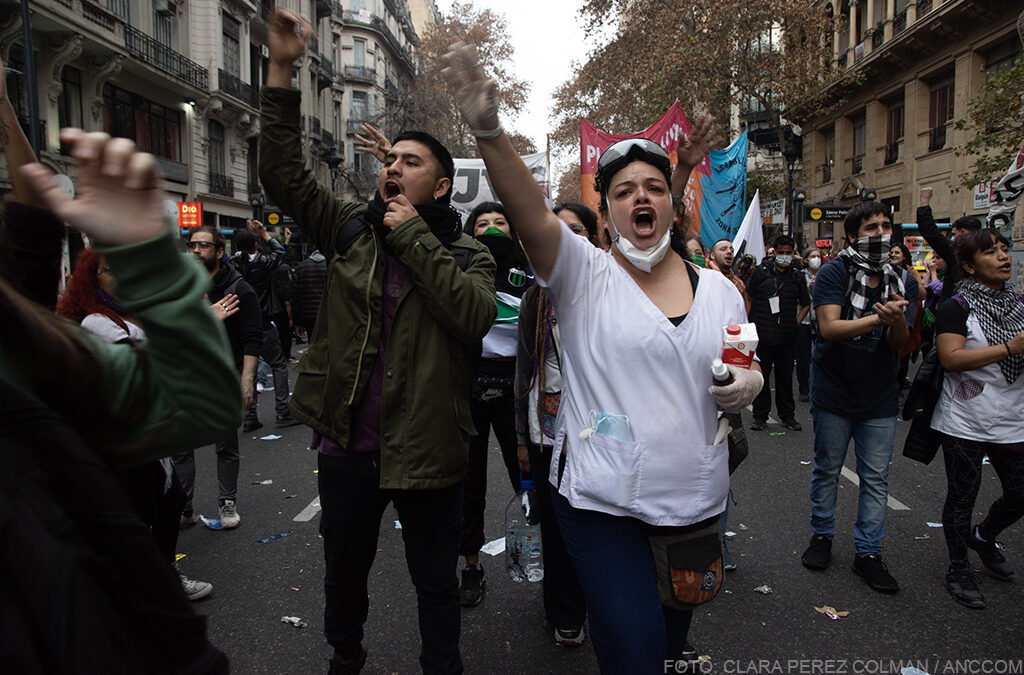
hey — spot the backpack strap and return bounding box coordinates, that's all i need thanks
[334,216,371,257]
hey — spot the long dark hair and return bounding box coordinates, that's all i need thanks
[956,228,1010,279]
[890,243,912,271]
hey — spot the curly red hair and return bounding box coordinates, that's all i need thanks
[56,249,126,330]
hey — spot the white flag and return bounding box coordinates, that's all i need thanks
[732,190,766,265]
[987,140,1024,240]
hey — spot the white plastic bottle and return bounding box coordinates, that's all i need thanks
[505,476,544,583]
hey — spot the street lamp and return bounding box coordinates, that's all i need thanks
[249,192,264,221]
[859,186,877,202]
[782,135,802,239]
[321,149,343,194]
[792,186,807,249]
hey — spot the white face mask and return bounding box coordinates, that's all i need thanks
[607,211,671,273]
[808,257,822,271]
[775,254,793,268]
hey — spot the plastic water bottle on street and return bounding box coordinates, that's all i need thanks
[505,474,544,583]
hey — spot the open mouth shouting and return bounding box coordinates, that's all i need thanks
[382,180,402,202]
[632,207,657,238]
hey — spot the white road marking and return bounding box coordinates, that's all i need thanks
[293,496,321,522]
[840,466,910,511]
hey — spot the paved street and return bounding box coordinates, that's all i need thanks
[178,360,1024,674]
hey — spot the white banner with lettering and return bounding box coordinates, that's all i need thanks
[451,152,550,219]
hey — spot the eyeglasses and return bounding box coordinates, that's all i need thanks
[187,241,216,251]
[597,137,670,174]
[567,223,587,234]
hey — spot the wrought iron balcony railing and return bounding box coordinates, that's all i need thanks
[125,25,209,89]
[218,69,258,108]
[929,126,946,152]
[209,172,235,197]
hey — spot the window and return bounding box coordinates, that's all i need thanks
[208,120,225,176]
[986,35,1021,77]
[102,84,181,161]
[333,35,341,71]
[351,91,368,121]
[884,96,903,165]
[850,111,865,173]
[154,11,173,47]
[223,14,241,77]
[247,136,258,194]
[928,72,954,151]
[58,66,82,131]
[822,127,835,183]
[334,101,341,137]
[354,39,365,68]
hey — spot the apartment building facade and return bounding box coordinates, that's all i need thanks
[800,0,1021,250]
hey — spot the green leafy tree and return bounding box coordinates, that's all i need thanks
[954,57,1024,187]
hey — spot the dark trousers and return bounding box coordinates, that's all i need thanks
[552,490,693,674]
[272,311,292,360]
[940,434,1024,563]
[526,443,587,630]
[752,341,796,422]
[795,324,813,397]
[460,395,520,557]
[172,431,241,512]
[318,452,464,674]
[246,324,290,424]
[116,461,186,562]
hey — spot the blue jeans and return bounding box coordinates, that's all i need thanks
[551,490,692,674]
[809,408,896,555]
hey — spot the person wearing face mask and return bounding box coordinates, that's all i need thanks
[802,201,911,594]
[795,248,823,402]
[442,44,763,673]
[458,201,534,608]
[745,235,810,431]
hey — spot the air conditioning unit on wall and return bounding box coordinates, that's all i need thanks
[154,0,177,17]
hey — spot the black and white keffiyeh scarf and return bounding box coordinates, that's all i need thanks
[836,235,905,320]
[956,279,1024,384]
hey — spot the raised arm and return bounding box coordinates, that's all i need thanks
[441,43,562,281]
[671,115,721,199]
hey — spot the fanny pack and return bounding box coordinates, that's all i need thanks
[648,515,723,609]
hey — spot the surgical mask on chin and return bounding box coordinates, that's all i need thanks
[608,212,671,273]
[808,257,821,271]
[775,254,793,268]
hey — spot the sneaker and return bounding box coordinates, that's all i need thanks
[176,565,213,601]
[967,526,1014,580]
[276,413,302,428]
[749,419,767,431]
[723,541,737,571]
[328,641,368,675]
[460,564,485,607]
[781,418,803,431]
[243,419,263,433]
[853,553,899,593]
[554,625,585,647]
[945,565,985,609]
[179,512,199,529]
[219,500,241,529]
[801,534,832,570]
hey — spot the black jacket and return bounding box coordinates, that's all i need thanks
[292,251,327,330]
[746,259,810,346]
[210,263,262,370]
[229,236,286,322]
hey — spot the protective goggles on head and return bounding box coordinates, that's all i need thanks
[595,138,673,198]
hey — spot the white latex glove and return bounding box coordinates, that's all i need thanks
[708,365,763,412]
[440,42,501,139]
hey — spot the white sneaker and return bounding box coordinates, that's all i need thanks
[219,499,241,529]
[175,564,213,601]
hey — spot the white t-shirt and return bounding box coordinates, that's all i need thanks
[538,225,748,526]
[81,313,145,344]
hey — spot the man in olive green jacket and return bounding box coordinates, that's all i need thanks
[260,10,496,674]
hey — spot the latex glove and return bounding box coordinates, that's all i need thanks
[441,42,501,139]
[708,365,763,412]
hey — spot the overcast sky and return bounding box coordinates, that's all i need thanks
[432,0,600,178]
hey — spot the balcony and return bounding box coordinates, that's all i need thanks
[852,154,864,174]
[838,52,848,69]
[322,130,335,149]
[125,25,209,90]
[218,69,258,108]
[309,116,322,137]
[883,142,899,166]
[308,35,319,55]
[822,163,832,184]
[316,59,335,89]
[316,0,332,19]
[345,65,376,84]
[893,8,908,34]
[871,28,884,51]
[210,173,235,197]
[929,126,946,152]
[917,0,933,16]
[156,157,189,184]
[83,1,121,32]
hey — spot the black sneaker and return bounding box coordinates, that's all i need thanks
[460,564,485,607]
[276,413,302,428]
[243,419,263,433]
[853,554,899,593]
[945,565,986,609]
[801,534,832,570]
[328,641,368,675]
[749,419,767,431]
[967,526,1014,580]
[553,625,585,648]
[781,418,803,431]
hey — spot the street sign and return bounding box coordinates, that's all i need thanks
[806,205,850,221]
[178,202,203,228]
[267,212,280,225]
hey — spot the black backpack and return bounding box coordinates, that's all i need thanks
[0,378,229,674]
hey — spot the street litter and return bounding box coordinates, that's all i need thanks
[480,537,506,556]
[395,520,403,529]
[285,494,297,499]
[815,605,849,620]
[754,585,772,594]
[260,434,282,441]
[290,587,300,591]
[982,456,990,465]
[770,432,786,436]
[724,531,737,539]
[926,522,943,528]
[914,535,931,540]
[257,531,293,544]
[800,460,812,465]
[200,516,223,530]
[280,616,307,628]
[738,523,749,531]
[251,479,273,485]
[175,553,187,562]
